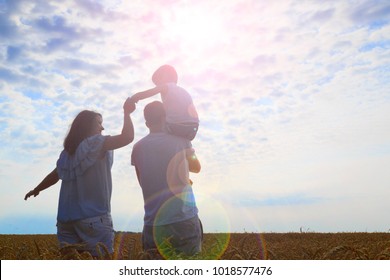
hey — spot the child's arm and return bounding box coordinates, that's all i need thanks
[130,85,168,103]
[24,168,59,200]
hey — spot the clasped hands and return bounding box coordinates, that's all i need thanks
[124,97,136,114]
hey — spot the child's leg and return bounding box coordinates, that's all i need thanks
[165,122,199,186]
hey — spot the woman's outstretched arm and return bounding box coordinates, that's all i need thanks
[24,168,59,200]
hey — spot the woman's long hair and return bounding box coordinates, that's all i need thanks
[63,110,101,155]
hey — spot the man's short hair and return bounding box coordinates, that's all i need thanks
[144,101,166,125]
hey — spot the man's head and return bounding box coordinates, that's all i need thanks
[152,64,178,86]
[144,101,166,130]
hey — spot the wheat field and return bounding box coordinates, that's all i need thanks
[1,232,390,260]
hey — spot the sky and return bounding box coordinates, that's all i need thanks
[1,0,390,234]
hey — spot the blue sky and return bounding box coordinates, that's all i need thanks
[1,0,390,234]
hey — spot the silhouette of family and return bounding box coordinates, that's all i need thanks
[24,65,202,259]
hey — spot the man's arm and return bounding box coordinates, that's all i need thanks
[130,85,168,103]
[187,148,201,173]
[24,168,59,200]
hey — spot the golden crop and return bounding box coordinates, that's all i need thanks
[1,232,389,260]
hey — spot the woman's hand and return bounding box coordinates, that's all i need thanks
[24,189,39,200]
[124,98,136,114]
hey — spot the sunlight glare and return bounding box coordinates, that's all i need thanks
[162,5,228,55]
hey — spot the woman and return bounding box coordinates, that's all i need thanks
[24,99,136,257]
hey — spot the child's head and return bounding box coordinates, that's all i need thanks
[152,64,178,86]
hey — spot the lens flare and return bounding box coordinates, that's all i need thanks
[166,150,190,196]
[151,195,198,259]
[147,192,232,259]
[240,208,268,259]
[256,233,268,260]
[195,193,231,259]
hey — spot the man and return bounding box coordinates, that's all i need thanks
[131,101,202,258]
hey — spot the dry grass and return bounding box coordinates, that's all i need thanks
[1,232,389,260]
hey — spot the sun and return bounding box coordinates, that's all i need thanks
[161,5,228,54]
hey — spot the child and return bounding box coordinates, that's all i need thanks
[129,65,199,141]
